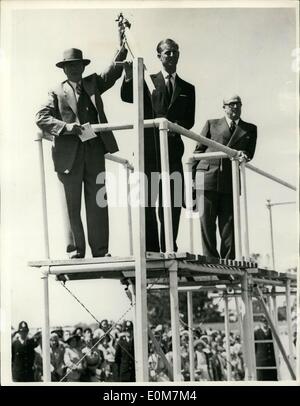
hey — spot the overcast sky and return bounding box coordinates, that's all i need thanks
[1,1,298,333]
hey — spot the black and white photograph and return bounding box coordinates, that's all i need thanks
[0,0,299,386]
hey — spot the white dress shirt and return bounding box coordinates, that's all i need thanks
[68,80,81,102]
[225,116,240,128]
[161,70,176,89]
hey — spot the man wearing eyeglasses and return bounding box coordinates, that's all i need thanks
[193,95,257,260]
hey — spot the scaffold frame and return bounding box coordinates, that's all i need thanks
[29,57,297,383]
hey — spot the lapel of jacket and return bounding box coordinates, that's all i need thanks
[227,119,247,147]
[82,78,98,110]
[169,74,182,108]
[151,71,166,94]
[151,71,171,110]
[216,117,232,145]
[62,81,78,117]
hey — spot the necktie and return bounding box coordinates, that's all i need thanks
[76,81,82,97]
[230,120,236,134]
[166,74,173,105]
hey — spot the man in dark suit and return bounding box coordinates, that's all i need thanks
[194,95,257,259]
[12,321,39,382]
[115,321,135,382]
[121,39,195,252]
[254,316,277,380]
[36,33,127,258]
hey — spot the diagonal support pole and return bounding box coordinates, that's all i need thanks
[255,286,296,380]
[148,328,173,381]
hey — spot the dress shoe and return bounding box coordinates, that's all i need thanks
[68,252,84,259]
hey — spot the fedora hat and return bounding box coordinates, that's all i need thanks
[56,48,90,68]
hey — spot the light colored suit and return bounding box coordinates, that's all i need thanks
[35,48,127,257]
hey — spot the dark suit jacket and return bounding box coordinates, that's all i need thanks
[36,49,127,174]
[114,335,135,382]
[194,117,257,194]
[121,71,195,169]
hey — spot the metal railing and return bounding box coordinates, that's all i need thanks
[34,57,297,383]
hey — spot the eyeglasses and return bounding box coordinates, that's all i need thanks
[224,102,242,108]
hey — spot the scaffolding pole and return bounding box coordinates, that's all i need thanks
[126,164,133,255]
[36,134,52,382]
[271,287,281,379]
[185,161,194,253]
[247,279,257,379]
[285,279,295,369]
[241,273,256,380]
[169,261,181,381]
[36,134,50,259]
[266,199,276,269]
[231,159,242,260]
[187,292,195,381]
[224,294,232,380]
[41,267,51,382]
[132,57,148,382]
[235,296,244,344]
[255,286,296,379]
[240,161,250,259]
[159,118,181,381]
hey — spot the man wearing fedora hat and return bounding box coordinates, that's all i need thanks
[36,28,127,258]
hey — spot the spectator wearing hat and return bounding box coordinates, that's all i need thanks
[209,342,226,381]
[254,316,277,380]
[93,319,112,342]
[81,338,104,382]
[64,334,84,382]
[33,331,43,381]
[63,329,71,344]
[97,335,116,381]
[194,340,211,381]
[73,326,85,349]
[110,323,123,345]
[50,332,66,381]
[83,328,93,344]
[35,25,127,259]
[115,321,135,382]
[11,321,40,382]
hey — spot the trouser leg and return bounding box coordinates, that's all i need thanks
[198,190,219,259]
[57,149,85,257]
[84,139,108,257]
[145,166,160,252]
[218,193,235,259]
[158,167,183,253]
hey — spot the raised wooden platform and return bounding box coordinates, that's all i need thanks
[28,253,297,289]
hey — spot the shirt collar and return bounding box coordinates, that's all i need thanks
[161,70,176,81]
[225,116,240,127]
[68,80,81,91]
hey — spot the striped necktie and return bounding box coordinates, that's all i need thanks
[76,81,82,97]
[230,120,236,134]
[166,74,173,105]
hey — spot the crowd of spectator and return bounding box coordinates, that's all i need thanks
[11,319,135,382]
[12,319,246,382]
[148,323,244,382]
